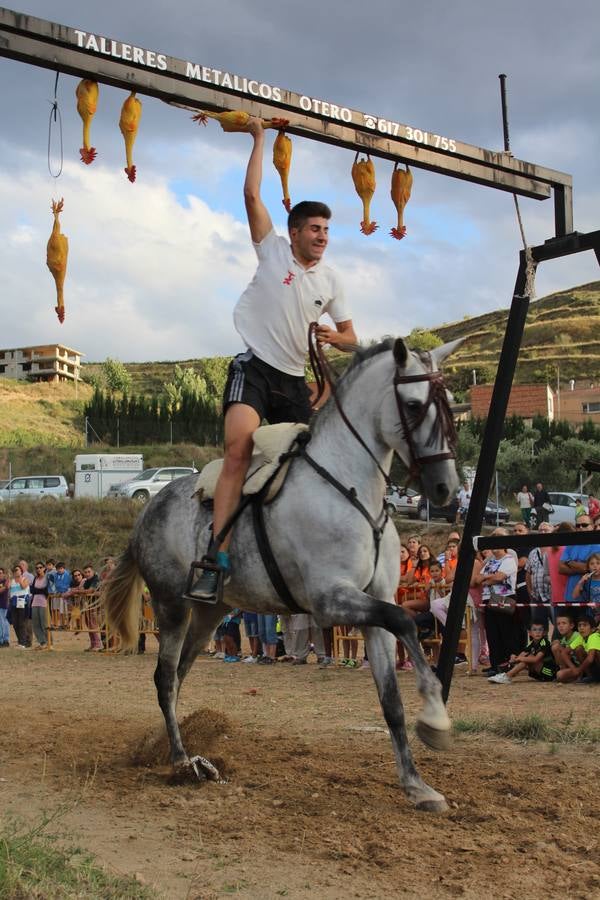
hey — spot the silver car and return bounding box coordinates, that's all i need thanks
[0,475,69,500]
[109,466,197,502]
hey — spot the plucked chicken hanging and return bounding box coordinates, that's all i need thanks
[191,109,289,132]
[351,153,378,235]
[390,163,413,240]
[76,79,99,164]
[119,91,142,182]
[46,198,68,324]
[273,130,292,211]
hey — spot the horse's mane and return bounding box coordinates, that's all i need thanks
[309,339,397,433]
[339,338,396,381]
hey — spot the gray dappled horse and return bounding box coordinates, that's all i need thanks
[104,337,460,812]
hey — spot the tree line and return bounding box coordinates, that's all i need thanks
[83,361,224,446]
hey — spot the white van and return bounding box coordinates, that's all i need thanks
[74,454,144,499]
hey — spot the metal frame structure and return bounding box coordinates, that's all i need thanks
[1,7,599,700]
[0,6,572,236]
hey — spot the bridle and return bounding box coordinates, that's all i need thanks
[308,324,457,487]
[394,354,458,484]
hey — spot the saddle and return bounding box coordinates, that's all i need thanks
[193,421,309,505]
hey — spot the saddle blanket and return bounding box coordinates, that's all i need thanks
[194,422,308,502]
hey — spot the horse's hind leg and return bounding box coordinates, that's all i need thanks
[177,602,226,686]
[363,625,448,812]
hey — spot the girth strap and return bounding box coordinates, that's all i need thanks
[251,495,306,614]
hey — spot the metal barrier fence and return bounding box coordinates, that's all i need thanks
[44,591,158,651]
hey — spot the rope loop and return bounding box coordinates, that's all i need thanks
[47,70,63,178]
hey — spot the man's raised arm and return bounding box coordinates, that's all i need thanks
[244,118,273,244]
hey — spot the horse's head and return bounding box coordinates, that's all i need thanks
[380,338,462,506]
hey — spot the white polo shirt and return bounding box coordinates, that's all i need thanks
[233,229,350,376]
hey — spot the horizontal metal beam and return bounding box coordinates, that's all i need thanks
[0,5,571,208]
[474,530,599,552]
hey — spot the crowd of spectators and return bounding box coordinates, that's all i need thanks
[2,502,599,684]
[0,558,108,651]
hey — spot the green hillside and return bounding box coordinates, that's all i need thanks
[432,281,600,395]
[0,280,598,458]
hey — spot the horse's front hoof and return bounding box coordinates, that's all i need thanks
[169,758,205,784]
[415,796,449,814]
[190,755,227,784]
[415,719,452,751]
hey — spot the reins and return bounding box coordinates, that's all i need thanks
[308,322,392,488]
[394,360,458,484]
[308,325,457,487]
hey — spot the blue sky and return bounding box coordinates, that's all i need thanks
[0,0,598,363]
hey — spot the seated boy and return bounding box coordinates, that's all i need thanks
[489,622,556,684]
[552,609,585,682]
[557,616,600,684]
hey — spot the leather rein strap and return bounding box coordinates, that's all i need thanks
[308,322,392,488]
[309,325,457,486]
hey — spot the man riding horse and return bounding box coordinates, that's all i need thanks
[188,116,357,599]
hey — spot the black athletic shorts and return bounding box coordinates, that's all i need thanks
[223,350,312,424]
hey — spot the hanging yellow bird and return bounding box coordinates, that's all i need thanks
[75,79,99,164]
[119,91,142,183]
[273,130,292,211]
[191,108,289,132]
[46,198,68,324]
[351,153,378,235]
[390,163,413,240]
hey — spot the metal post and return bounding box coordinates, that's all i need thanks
[85,416,89,448]
[498,74,511,153]
[495,471,500,526]
[437,251,531,702]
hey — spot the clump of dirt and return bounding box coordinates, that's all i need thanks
[132,707,232,767]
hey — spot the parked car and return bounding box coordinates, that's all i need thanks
[541,492,589,526]
[417,495,509,525]
[417,495,459,523]
[384,485,421,516]
[108,466,198,502]
[0,474,69,500]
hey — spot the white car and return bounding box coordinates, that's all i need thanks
[544,492,589,525]
[0,475,70,500]
[384,486,421,516]
[109,466,198,502]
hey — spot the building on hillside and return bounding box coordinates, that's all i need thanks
[469,383,555,424]
[469,381,600,426]
[557,383,600,424]
[0,344,83,383]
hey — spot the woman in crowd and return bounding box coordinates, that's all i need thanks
[0,567,10,647]
[9,563,31,648]
[30,561,49,650]
[402,543,434,617]
[475,533,520,677]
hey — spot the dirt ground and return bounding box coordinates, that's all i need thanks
[1,634,599,900]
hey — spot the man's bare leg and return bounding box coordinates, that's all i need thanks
[213,403,261,550]
[188,402,260,598]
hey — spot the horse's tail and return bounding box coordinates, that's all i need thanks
[102,544,144,651]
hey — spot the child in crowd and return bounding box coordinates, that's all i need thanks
[488,622,556,684]
[220,609,242,662]
[556,616,600,684]
[551,610,585,681]
[571,552,600,605]
[241,611,262,663]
